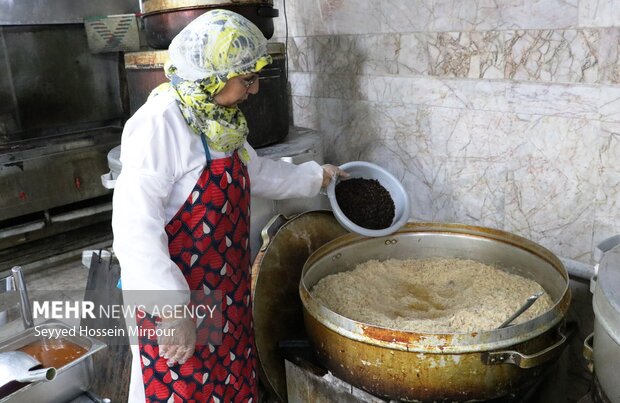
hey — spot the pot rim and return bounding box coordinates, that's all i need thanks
[592,241,620,345]
[141,0,274,17]
[300,222,571,354]
[123,43,284,70]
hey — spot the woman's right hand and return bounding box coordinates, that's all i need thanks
[157,316,196,366]
[321,164,349,188]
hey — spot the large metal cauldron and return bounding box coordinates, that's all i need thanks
[141,0,278,49]
[585,235,620,401]
[123,42,289,148]
[300,222,571,402]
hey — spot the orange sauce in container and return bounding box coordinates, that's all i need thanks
[18,339,88,368]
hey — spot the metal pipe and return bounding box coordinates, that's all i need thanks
[558,235,620,282]
[558,256,596,281]
[50,202,112,223]
[0,220,45,240]
[11,266,34,329]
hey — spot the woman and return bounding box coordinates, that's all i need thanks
[112,9,347,402]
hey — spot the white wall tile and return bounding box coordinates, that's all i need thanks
[504,30,599,84]
[282,29,619,85]
[289,72,620,122]
[279,0,619,262]
[273,0,579,36]
[579,0,620,28]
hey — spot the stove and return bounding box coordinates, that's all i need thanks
[280,340,568,403]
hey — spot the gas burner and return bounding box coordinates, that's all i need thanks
[279,339,564,403]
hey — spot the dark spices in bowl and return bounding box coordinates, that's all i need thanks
[335,178,395,229]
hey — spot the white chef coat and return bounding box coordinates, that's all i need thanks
[111,93,323,402]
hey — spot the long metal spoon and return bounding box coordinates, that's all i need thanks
[498,291,544,329]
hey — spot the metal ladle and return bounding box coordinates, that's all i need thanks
[498,291,544,329]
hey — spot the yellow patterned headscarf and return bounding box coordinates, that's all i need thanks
[149,9,271,163]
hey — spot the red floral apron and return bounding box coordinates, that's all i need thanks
[136,146,256,402]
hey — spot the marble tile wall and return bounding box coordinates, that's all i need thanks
[271,0,620,261]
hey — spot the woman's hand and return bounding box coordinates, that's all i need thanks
[321,164,349,188]
[157,316,196,366]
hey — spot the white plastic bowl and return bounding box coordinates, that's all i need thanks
[326,161,410,237]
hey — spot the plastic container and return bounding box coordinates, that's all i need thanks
[101,145,121,189]
[326,161,410,237]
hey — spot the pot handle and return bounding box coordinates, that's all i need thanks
[250,214,289,297]
[593,235,620,263]
[259,214,289,253]
[101,172,116,189]
[583,332,594,373]
[591,235,620,292]
[482,322,576,369]
[257,6,279,18]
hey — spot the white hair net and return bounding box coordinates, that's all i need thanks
[168,9,270,82]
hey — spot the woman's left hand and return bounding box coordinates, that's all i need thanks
[321,164,349,188]
[157,316,196,366]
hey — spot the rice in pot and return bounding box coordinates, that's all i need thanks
[310,257,553,333]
